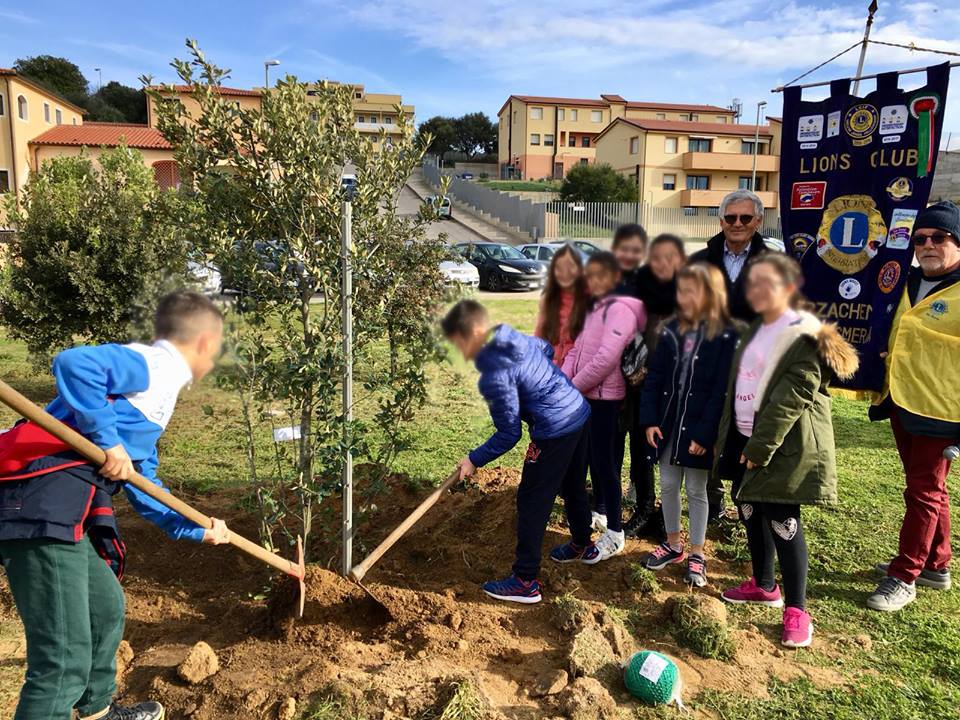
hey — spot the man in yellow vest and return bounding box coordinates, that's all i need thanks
[867,200,960,612]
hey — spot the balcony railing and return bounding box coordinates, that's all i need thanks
[682,152,779,173]
[355,121,400,133]
[680,189,779,208]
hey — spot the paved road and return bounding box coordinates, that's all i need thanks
[397,184,491,245]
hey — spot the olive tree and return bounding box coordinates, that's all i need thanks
[148,41,451,555]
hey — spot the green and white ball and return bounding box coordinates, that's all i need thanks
[623,650,683,707]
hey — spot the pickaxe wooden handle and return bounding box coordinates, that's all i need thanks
[349,468,460,583]
[0,379,305,613]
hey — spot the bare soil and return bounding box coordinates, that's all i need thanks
[1,468,847,719]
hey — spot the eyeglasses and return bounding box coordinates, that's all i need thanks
[723,214,755,226]
[912,232,956,247]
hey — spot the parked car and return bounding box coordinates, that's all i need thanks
[459,172,475,180]
[452,242,546,291]
[220,241,315,296]
[439,248,480,287]
[518,242,589,264]
[570,239,603,256]
[187,260,222,296]
[424,195,452,219]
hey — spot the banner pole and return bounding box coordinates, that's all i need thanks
[852,1,879,96]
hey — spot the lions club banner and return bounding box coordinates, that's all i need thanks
[780,62,950,391]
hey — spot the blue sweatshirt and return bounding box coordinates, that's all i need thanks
[42,340,205,542]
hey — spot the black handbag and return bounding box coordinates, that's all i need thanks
[620,332,649,386]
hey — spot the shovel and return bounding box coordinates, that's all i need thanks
[348,467,461,614]
[0,379,306,618]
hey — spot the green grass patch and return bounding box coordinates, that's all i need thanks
[477,179,560,192]
[669,595,735,661]
[624,563,660,596]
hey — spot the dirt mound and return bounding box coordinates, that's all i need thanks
[2,467,848,718]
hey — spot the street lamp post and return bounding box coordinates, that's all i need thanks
[751,100,767,192]
[264,59,280,89]
[94,67,102,92]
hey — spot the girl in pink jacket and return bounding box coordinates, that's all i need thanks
[562,252,646,561]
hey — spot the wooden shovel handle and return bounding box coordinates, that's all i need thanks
[0,379,302,579]
[349,468,461,582]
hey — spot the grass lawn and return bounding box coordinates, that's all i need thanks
[0,296,957,718]
[477,179,561,193]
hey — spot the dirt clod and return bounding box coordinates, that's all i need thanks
[115,640,134,678]
[567,625,617,681]
[531,669,569,697]
[176,641,219,685]
[558,677,618,720]
[668,594,735,660]
[277,696,296,720]
[551,593,591,633]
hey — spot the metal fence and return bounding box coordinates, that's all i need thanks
[423,160,782,243]
[423,159,547,238]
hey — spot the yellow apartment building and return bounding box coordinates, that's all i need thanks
[0,68,87,227]
[147,83,414,150]
[497,93,737,180]
[594,116,780,211]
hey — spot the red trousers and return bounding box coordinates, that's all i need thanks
[888,413,954,584]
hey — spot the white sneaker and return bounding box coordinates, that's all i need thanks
[591,512,608,532]
[584,529,625,564]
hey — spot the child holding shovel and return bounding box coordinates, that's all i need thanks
[0,291,231,720]
[445,299,596,604]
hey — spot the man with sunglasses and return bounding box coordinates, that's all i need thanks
[689,189,781,323]
[689,190,781,522]
[868,200,960,612]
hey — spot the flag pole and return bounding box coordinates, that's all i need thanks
[852,1,879,96]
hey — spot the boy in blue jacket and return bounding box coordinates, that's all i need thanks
[0,291,230,720]
[444,299,596,604]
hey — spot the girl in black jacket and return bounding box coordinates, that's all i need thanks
[638,263,738,586]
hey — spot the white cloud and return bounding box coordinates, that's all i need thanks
[0,7,36,24]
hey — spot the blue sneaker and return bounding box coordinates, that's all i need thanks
[482,575,542,604]
[550,541,600,564]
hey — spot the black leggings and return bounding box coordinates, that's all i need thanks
[736,499,809,610]
[587,399,623,532]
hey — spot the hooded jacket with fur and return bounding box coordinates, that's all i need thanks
[714,311,859,505]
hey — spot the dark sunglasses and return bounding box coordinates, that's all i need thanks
[912,232,956,247]
[723,214,755,225]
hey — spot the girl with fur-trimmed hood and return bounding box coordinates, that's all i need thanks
[714,254,858,650]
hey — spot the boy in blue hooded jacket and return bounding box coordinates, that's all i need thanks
[444,299,597,604]
[0,291,231,720]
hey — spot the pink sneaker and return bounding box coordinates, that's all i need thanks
[781,607,813,648]
[721,577,784,607]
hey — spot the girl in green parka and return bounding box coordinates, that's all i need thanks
[715,254,858,649]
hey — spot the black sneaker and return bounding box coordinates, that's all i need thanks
[623,508,649,538]
[685,554,708,587]
[643,542,685,571]
[625,505,666,542]
[874,562,951,591]
[103,702,165,720]
[707,501,726,524]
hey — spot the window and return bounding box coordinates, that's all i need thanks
[544,134,555,146]
[354,91,362,99]
[17,95,27,120]
[44,103,50,123]
[570,109,578,121]
[656,112,666,120]
[384,116,394,124]
[629,136,640,154]
[568,134,576,147]
[0,170,9,194]
[579,158,589,165]
[662,173,676,190]
[530,133,541,145]
[683,207,698,216]
[55,108,62,124]
[686,175,709,190]
[581,136,590,148]
[664,137,678,154]
[368,114,378,123]
[741,140,766,155]
[0,94,5,116]
[72,117,77,125]
[707,207,720,216]
[679,113,690,121]
[738,176,752,190]
[309,110,319,123]
[557,108,565,121]
[590,110,603,122]
[688,138,711,152]
[357,115,365,123]
[690,113,699,122]
[715,116,728,123]
[531,106,543,120]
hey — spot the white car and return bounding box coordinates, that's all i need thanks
[187,260,222,296]
[439,255,480,287]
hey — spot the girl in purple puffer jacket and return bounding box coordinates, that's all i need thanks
[562,252,647,561]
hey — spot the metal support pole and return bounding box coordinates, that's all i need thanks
[751,101,766,191]
[852,1,878,96]
[341,200,354,575]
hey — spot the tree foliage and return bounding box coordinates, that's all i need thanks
[14,55,89,106]
[14,55,146,122]
[418,112,496,163]
[418,116,457,164]
[148,41,451,556]
[559,163,637,202]
[0,147,189,359]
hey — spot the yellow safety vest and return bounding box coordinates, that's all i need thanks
[879,277,960,423]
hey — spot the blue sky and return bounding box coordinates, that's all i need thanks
[2,0,958,148]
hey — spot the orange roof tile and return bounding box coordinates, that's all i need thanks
[626,101,734,113]
[29,122,172,150]
[596,116,772,141]
[150,84,262,97]
[0,69,88,114]
[499,94,735,117]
